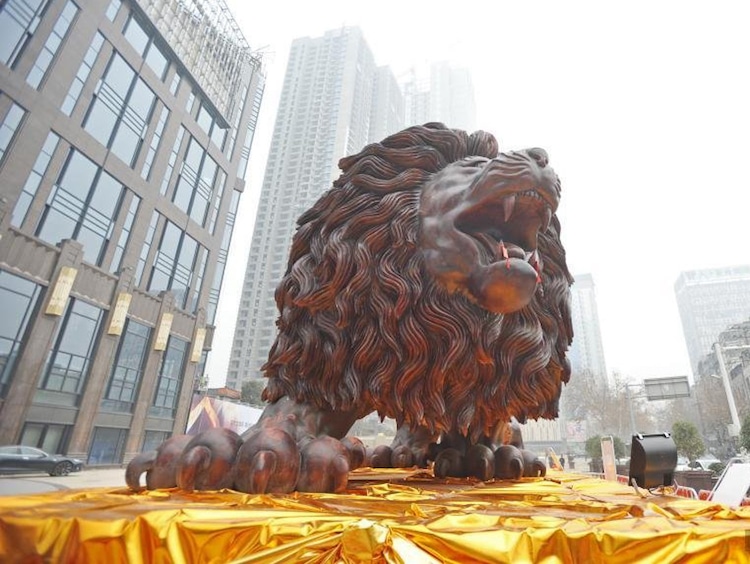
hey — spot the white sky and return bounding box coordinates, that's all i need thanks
[207,0,750,387]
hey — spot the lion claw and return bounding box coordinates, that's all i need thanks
[297,437,350,493]
[234,428,301,494]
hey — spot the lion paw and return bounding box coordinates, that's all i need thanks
[431,444,546,481]
[234,431,363,494]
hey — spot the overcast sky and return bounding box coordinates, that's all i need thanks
[207,0,750,387]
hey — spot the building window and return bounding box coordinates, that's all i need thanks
[109,193,140,274]
[61,31,104,115]
[186,90,195,115]
[0,270,42,398]
[26,0,78,89]
[150,336,188,418]
[169,72,181,96]
[148,220,204,310]
[88,427,127,465]
[226,84,248,156]
[207,189,239,323]
[236,83,263,180]
[190,248,208,313]
[135,210,159,286]
[0,100,26,167]
[172,136,219,226]
[207,169,226,235]
[141,104,169,180]
[101,319,150,413]
[104,0,120,21]
[38,298,103,402]
[142,430,168,452]
[36,149,125,266]
[195,100,227,150]
[0,0,52,68]
[160,125,185,195]
[122,14,168,80]
[11,131,59,228]
[83,52,156,167]
[20,422,71,455]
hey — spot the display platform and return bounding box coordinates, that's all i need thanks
[1,469,749,563]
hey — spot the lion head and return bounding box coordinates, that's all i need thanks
[262,123,573,439]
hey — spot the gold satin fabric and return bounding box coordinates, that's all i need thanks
[1,469,749,563]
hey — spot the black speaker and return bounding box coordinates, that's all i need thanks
[628,432,677,488]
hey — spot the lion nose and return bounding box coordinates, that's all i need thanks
[526,148,549,168]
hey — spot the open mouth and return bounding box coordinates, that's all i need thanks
[455,187,554,281]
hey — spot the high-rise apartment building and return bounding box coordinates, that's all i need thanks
[0,0,264,465]
[675,265,750,379]
[228,28,484,389]
[401,62,476,131]
[227,27,404,388]
[568,273,609,384]
[524,273,608,450]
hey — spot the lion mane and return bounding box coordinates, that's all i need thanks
[262,123,573,439]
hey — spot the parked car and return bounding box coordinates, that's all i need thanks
[688,456,721,471]
[0,446,84,476]
[676,456,690,471]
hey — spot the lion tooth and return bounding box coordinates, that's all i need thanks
[501,195,516,222]
[541,207,552,232]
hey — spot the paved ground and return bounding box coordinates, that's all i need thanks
[0,467,127,496]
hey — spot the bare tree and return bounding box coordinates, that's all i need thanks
[562,370,655,444]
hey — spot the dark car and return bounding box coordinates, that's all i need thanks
[0,446,84,476]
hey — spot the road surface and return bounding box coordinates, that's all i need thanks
[0,467,127,496]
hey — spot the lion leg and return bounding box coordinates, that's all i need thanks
[233,396,361,494]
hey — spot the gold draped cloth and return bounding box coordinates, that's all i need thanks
[1,469,749,563]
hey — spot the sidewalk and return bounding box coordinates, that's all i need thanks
[0,467,127,496]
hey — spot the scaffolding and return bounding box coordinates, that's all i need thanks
[136,0,262,122]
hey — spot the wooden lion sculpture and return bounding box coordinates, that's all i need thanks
[127,123,574,493]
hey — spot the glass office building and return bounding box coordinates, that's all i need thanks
[0,0,264,464]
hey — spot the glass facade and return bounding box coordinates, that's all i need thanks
[0,270,42,398]
[135,210,159,286]
[148,219,205,310]
[83,52,157,167]
[0,0,263,460]
[26,0,78,89]
[20,422,71,454]
[61,32,104,116]
[0,100,26,166]
[160,126,185,195]
[12,131,60,228]
[207,189,239,323]
[172,136,219,226]
[150,336,187,418]
[109,193,140,274]
[101,319,150,413]
[37,299,103,403]
[142,430,168,452]
[36,149,125,266]
[104,0,120,21]
[141,105,169,180]
[0,0,51,67]
[123,14,168,80]
[88,426,127,465]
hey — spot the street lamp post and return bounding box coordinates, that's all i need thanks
[713,342,745,438]
[626,384,638,438]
